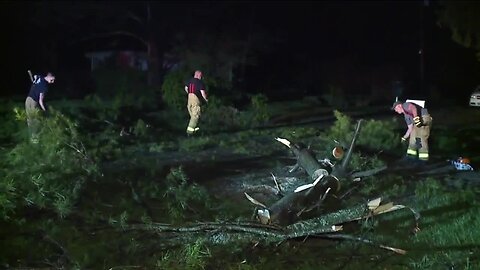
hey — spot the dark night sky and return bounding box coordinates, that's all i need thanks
[1,1,479,102]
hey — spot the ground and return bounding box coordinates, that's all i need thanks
[1,98,479,269]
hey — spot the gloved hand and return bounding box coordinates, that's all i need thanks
[413,116,423,127]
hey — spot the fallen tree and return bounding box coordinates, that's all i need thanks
[99,113,478,265]
[121,197,418,254]
[105,119,424,257]
[244,119,363,225]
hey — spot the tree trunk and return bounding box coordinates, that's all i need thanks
[120,198,412,255]
[267,175,341,225]
[147,39,160,87]
[257,120,363,225]
[332,119,363,179]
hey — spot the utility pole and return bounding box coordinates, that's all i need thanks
[419,0,429,97]
[419,1,425,96]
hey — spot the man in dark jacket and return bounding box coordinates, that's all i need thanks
[184,70,208,135]
[392,100,432,162]
[25,72,55,143]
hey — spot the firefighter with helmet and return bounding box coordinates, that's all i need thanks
[392,100,433,162]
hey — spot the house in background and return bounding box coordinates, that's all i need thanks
[84,50,148,71]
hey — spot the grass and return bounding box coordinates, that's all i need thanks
[340,176,480,270]
[1,98,480,269]
[406,179,480,269]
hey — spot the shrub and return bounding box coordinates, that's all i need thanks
[202,96,243,131]
[83,94,120,122]
[249,93,271,125]
[358,118,400,151]
[133,118,148,137]
[0,100,23,143]
[0,108,98,220]
[162,166,212,223]
[322,110,400,151]
[161,69,190,110]
[327,110,354,143]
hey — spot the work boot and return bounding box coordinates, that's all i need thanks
[186,127,195,136]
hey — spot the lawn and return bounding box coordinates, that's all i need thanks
[0,97,479,269]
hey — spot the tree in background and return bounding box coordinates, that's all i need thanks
[27,2,188,88]
[161,5,274,108]
[436,1,480,61]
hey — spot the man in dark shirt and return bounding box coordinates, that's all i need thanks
[184,70,208,135]
[392,100,433,162]
[25,72,55,143]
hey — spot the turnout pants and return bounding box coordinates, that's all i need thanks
[25,96,41,142]
[186,94,202,134]
[407,114,432,161]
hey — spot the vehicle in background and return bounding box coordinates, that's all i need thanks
[470,86,480,107]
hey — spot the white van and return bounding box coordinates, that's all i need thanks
[470,86,480,107]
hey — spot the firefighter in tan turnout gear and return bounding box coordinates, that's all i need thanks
[185,70,208,135]
[392,100,433,162]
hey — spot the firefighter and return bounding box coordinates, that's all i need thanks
[25,72,55,143]
[392,100,433,162]
[184,70,208,135]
